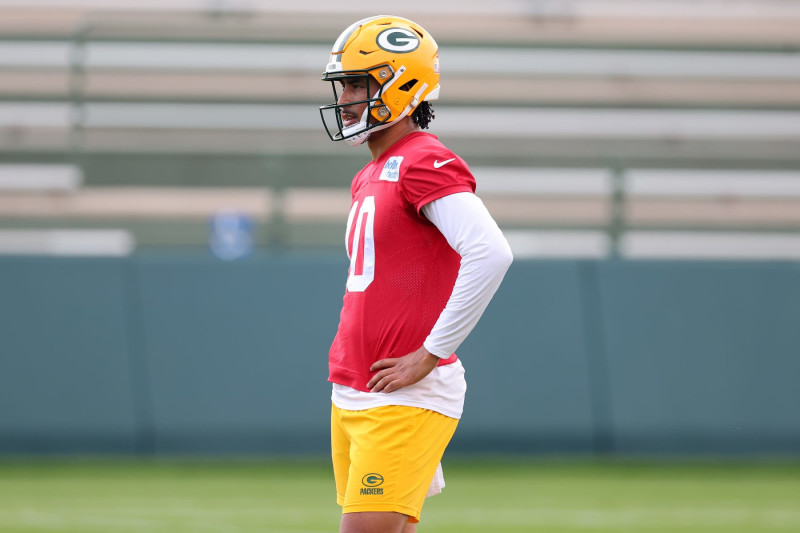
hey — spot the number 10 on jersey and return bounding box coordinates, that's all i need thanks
[346,196,375,292]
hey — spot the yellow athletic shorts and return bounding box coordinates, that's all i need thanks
[331,403,459,523]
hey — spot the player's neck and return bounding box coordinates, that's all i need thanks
[367,118,421,161]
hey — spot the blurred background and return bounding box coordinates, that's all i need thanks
[2,0,800,456]
[1,0,799,531]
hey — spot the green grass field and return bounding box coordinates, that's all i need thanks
[1,458,798,532]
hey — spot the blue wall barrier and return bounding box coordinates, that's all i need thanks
[596,261,800,454]
[0,258,138,453]
[1,254,799,455]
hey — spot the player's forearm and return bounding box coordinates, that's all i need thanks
[423,238,511,357]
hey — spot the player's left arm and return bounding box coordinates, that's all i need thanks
[368,191,513,393]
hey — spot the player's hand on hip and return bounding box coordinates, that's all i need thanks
[368,346,440,393]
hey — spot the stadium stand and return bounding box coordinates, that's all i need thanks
[1,0,799,256]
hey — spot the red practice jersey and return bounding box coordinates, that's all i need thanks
[328,132,477,392]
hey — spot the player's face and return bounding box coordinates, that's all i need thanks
[337,76,375,127]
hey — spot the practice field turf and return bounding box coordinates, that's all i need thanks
[0,458,798,532]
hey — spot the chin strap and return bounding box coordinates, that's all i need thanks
[345,130,370,146]
[345,82,429,146]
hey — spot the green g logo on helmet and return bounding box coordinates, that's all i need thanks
[376,28,420,53]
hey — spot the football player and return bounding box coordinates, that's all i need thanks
[321,15,513,533]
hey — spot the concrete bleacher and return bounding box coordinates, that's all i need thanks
[1,0,800,256]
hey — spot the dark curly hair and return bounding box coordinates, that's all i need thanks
[412,101,435,129]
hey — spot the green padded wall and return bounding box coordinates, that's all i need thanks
[1,255,799,455]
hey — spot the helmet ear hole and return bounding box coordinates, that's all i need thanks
[399,79,418,92]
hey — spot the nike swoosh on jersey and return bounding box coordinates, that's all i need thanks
[433,158,456,169]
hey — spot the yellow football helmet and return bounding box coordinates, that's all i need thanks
[320,15,440,145]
